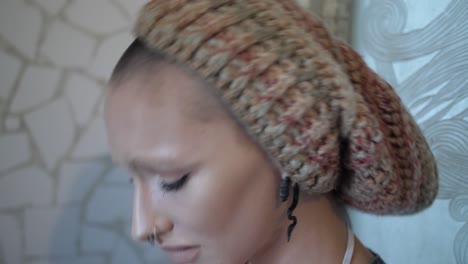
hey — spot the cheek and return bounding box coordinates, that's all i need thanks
[174,167,247,236]
[171,160,282,258]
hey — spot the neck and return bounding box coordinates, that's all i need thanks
[249,194,373,264]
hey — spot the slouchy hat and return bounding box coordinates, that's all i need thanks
[133,0,438,214]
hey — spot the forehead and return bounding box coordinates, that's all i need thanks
[111,64,226,122]
[104,65,236,165]
[110,65,199,106]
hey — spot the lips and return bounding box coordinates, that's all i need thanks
[162,245,200,264]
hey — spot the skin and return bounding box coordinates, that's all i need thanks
[105,64,374,264]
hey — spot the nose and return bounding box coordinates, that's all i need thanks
[131,182,174,243]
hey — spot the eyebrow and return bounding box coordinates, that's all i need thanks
[122,155,195,175]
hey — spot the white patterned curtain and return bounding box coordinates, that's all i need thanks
[348,1,468,263]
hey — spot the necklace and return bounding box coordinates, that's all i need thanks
[342,226,355,264]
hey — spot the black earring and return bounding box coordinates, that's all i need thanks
[279,177,300,242]
[279,177,291,203]
[287,183,299,242]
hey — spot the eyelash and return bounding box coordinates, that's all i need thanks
[161,174,190,192]
[129,174,190,193]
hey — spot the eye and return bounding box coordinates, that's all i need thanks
[129,178,134,184]
[160,174,190,192]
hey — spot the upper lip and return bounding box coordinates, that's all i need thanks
[161,245,199,252]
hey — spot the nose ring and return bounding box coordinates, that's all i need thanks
[149,225,157,245]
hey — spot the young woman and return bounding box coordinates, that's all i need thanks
[104,1,438,263]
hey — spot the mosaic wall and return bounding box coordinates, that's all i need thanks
[0,0,170,263]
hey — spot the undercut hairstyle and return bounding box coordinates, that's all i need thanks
[109,38,228,124]
[110,38,175,86]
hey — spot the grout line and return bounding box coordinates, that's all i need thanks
[24,0,49,62]
[0,37,31,64]
[16,209,26,264]
[7,64,65,118]
[109,0,132,22]
[0,160,35,181]
[21,110,49,173]
[0,61,27,134]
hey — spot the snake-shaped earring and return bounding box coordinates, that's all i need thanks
[279,177,300,242]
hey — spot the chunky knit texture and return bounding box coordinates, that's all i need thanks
[134,0,438,214]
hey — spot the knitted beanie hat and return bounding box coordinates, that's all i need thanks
[133,0,438,215]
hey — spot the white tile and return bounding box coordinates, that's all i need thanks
[66,257,106,264]
[10,66,61,113]
[122,220,132,237]
[0,214,21,264]
[81,225,118,253]
[64,73,102,126]
[0,166,52,209]
[28,257,105,264]
[89,32,134,80]
[32,0,67,16]
[111,240,142,264]
[0,133,31,172]
[0,49,22,99]
[0,0,42,59]
[4,117,21,131]
[26,261,49,264]
[57,161,106,205]
[24,207,80,256]
[115,0,147,18]
[97,97,106,116]
[65,0,128,35]
[71,116,109,159]
[24,98,75,170]
[41,21,96,68]
[86,186,132,224]
[104,166,132,185]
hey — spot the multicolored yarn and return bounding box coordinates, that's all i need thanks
[133,0,438,214]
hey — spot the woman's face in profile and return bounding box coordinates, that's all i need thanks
[105,65,287,264]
